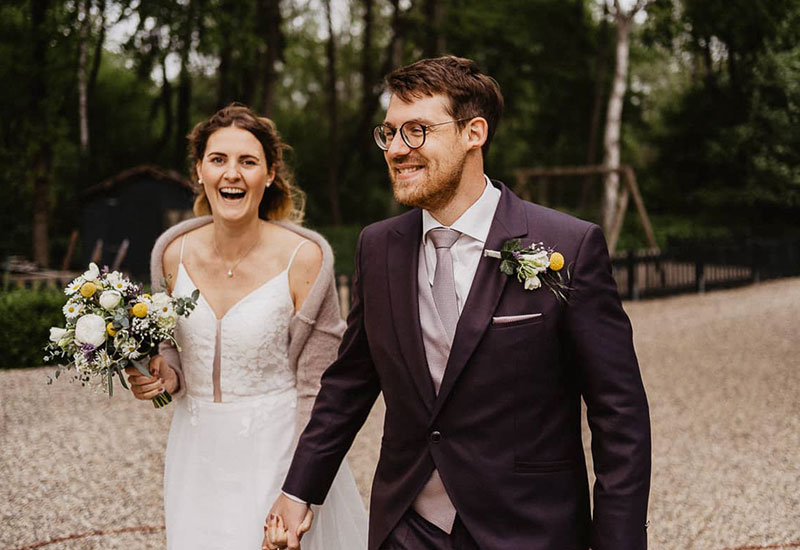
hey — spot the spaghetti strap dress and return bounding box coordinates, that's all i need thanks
[163,237,368,550]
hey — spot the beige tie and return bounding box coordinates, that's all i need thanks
[428,227,461,344]
[412,227,460,533]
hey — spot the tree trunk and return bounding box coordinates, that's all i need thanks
[159,54,174,150]
[260,0,282,116]
[77,0,90,153]
[175,0,193,166]
[580,1,608,211]
[423,0,445,58]
[31,0,52,267]
[217,27,232,108]
[601,13,633,233]
[324,0,342,224]
[361,0,374,109]
[87,0,106,102]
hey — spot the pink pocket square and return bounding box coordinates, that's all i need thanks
[491,313,542,324]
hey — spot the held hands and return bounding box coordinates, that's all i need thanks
[262,494,313,550]
[124,354,177,400]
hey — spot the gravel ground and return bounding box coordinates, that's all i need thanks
[1,278,798,550]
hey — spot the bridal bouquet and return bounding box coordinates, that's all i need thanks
[44,263,199,408]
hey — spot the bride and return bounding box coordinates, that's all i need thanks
[125,104,367,549]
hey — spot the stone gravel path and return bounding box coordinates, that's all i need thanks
[1,278,798,550]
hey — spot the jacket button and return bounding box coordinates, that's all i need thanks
[430,431,442,443]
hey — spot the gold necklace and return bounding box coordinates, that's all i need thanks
[213,231,262,278]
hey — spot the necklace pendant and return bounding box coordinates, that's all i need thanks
[227,269,233,278]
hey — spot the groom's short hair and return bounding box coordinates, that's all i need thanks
[385,56,504,155]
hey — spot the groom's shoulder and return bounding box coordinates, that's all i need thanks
[358,208,419,244]
[505,184,595,234]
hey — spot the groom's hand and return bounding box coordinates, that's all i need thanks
[263,493,313,550]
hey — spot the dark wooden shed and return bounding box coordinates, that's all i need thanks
[82,165,195,279]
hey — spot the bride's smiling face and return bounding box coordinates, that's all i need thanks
[196,126,273,223]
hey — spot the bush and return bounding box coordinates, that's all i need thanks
[0,287,65,368]
[313,225,362,276]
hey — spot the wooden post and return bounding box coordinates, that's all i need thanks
[514,171,530,201]
[695,259,705,293]
[62,229,79,271]
[622,166,658,251]
[111,239,129,271]
[337,274,350,319]
[539,178,549,206]
[90,239,103,264]
[627,249,637,300]
[607,181,630,255]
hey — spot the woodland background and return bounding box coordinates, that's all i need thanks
[2,0,800,271]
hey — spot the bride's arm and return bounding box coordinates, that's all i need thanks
[150,233,186,398]
[288,241,345,435]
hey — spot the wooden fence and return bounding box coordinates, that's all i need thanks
[610,238,800,300]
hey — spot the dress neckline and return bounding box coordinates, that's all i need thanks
[177,262,290,321]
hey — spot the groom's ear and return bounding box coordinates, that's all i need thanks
[464,117,488,151]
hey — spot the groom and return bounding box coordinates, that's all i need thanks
[267,56,651,550]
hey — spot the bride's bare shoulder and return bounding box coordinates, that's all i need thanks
[162,225,208,291]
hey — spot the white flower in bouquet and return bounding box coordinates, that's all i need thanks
[106,271,128,292]
[65,278,83,296]
[62,301,85,319]
[74,350,107,377]
[152,293,176,327]
[74,314,107,347]
[114,334,141,359]
[99,290,122,310]
[49,327,67,343]
[82,262,101,282]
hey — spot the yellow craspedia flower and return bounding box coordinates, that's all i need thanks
[131,302,148,318]
[106,322,117,336]
[549,252,565,271]
[80,282,97,298]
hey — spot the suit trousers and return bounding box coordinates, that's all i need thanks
[379,509,480,550]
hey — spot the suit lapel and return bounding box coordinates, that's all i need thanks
[431,183,528,420]
[387,210,436,411]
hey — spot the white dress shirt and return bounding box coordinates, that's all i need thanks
[421,176,501,313]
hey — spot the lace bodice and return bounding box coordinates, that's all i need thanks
[172,240,305,402]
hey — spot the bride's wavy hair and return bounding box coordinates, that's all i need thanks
[187,103,305,223]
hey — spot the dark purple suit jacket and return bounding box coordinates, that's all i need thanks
[283,181,651,550]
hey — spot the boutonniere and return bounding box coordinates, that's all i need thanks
[484,239,570,302]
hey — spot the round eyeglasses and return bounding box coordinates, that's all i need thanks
[373,117,473,151]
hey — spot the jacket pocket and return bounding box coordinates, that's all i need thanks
[514,458,578,474]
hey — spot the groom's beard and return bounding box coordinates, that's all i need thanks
[389,152,466,212]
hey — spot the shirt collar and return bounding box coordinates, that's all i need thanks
[422,175,501,245]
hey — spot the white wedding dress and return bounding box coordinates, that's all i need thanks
[164,237,368,549]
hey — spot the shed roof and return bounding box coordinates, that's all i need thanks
[84,165,193,199]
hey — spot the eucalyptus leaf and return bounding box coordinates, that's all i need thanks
[132,359,150,378]
[116,366,129,390]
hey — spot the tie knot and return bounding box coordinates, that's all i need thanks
[428,228,461,250]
